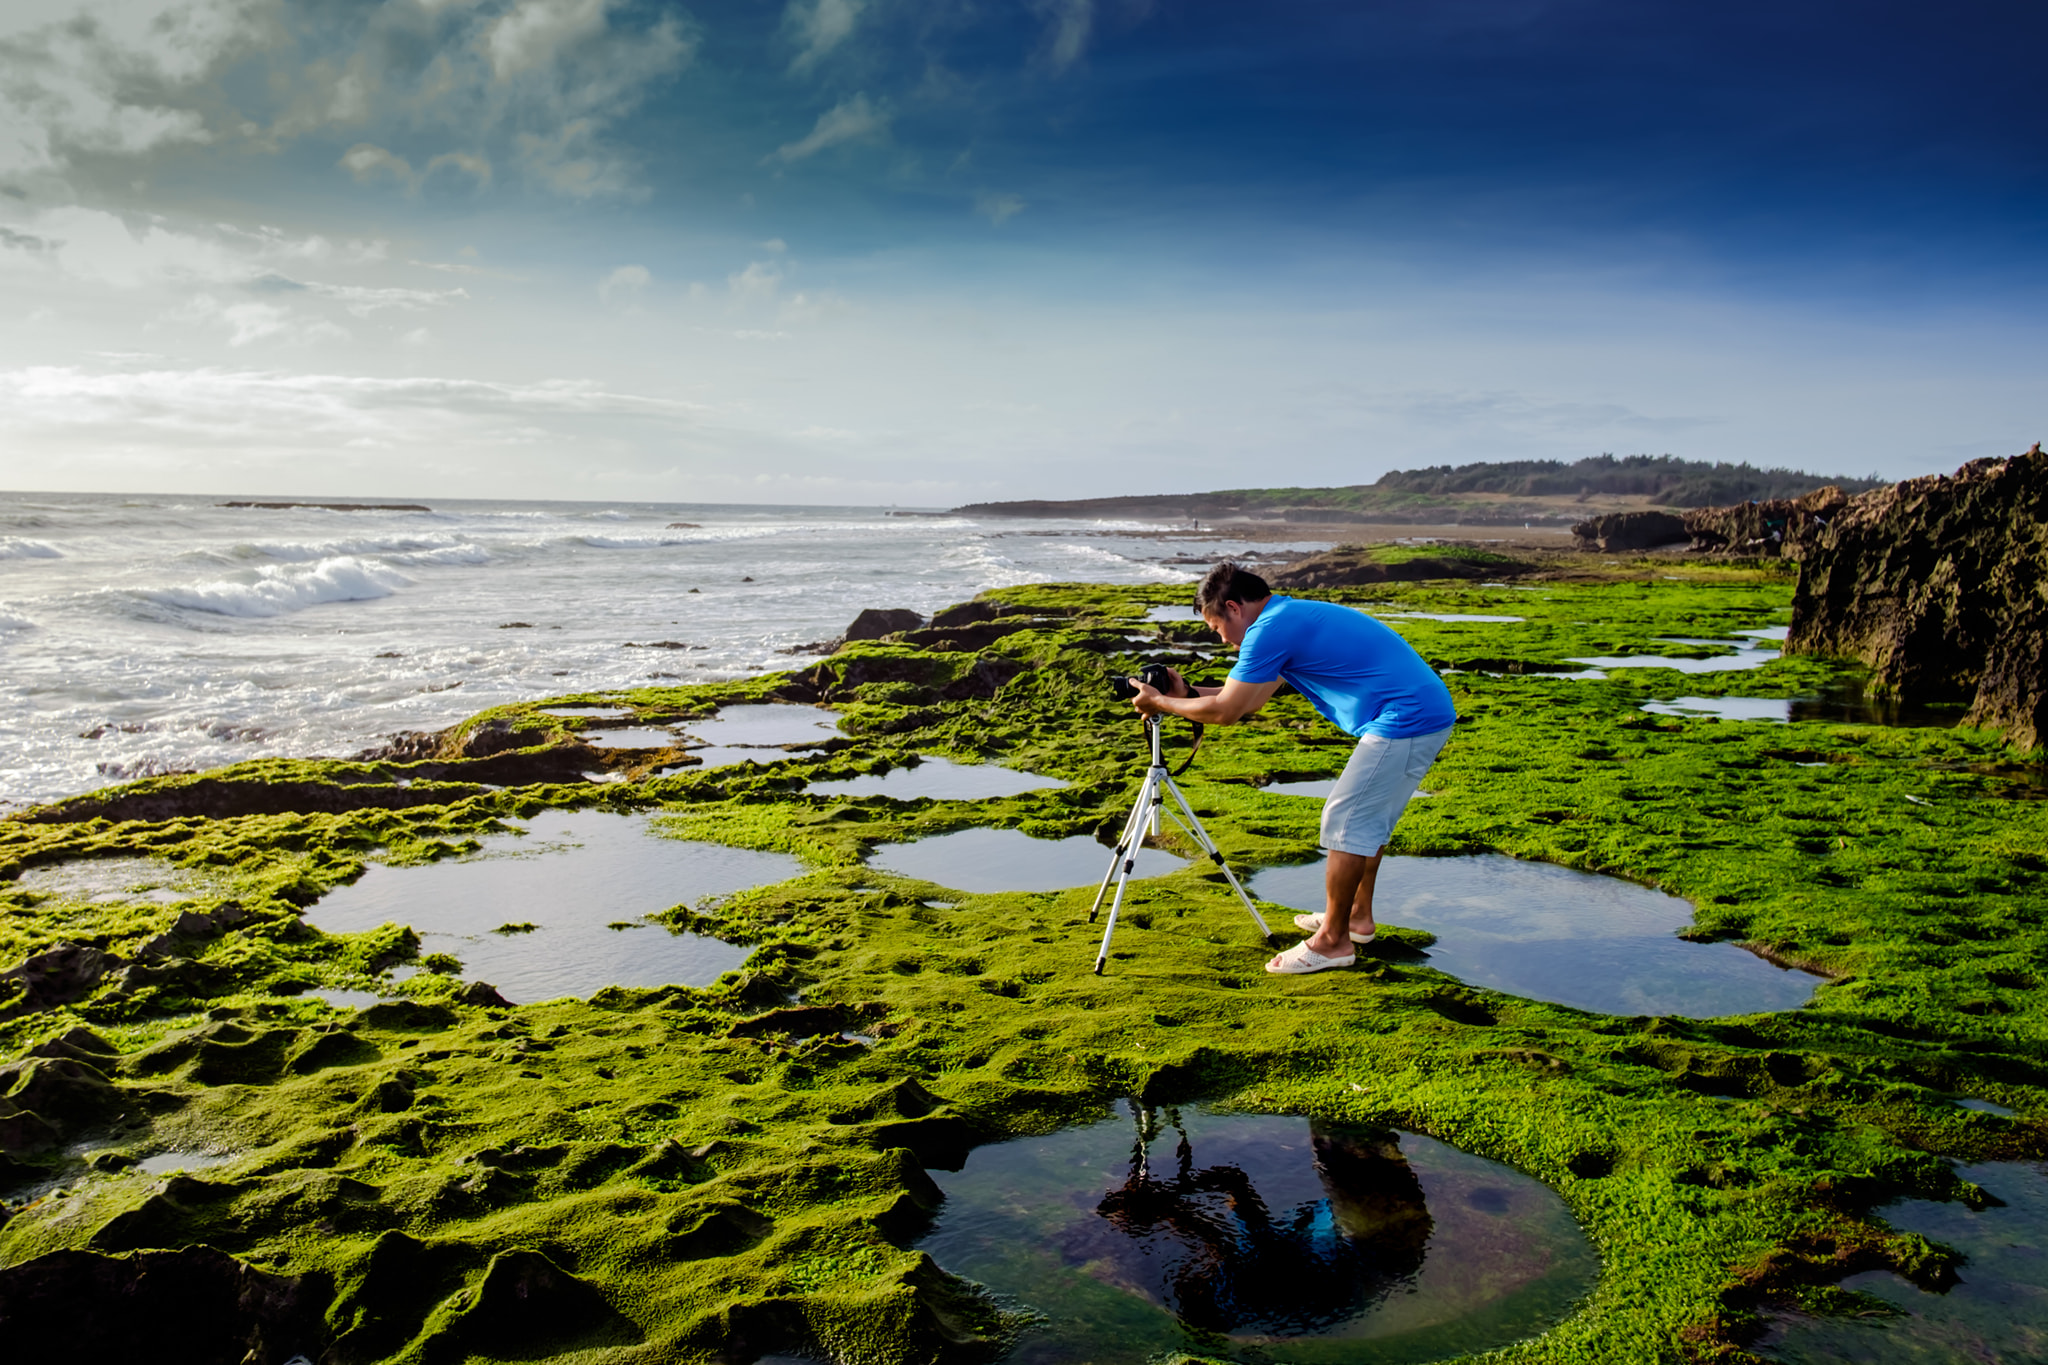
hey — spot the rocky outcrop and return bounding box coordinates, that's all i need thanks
[0,1247,332,1365]
[784,607,926,655]
[844,608,924,641]
[1571,510,1688,552]
[0,942,119,1018]
[1684,486,1848,558]
[1269,548,1532,589]
[1788,447,2046,750]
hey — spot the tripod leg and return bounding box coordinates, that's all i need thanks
[1092,773,1153,973]
[1093,856,1137,975]
[1089,779,1154,923]
[1161,775,1272,937]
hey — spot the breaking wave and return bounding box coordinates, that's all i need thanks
[0,538,62,559]
[140,556,410,618]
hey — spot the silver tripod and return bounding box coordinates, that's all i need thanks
[1088,715,1271,974]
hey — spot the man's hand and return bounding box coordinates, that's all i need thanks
[1134,674,1284,725]
[1128,667,1185,717]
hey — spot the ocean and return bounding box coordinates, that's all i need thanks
[0,491,1327,811]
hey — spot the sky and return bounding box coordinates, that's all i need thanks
[1,0,2044,506]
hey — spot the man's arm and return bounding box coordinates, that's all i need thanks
[1132,675,1281,724]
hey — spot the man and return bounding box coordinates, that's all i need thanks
[1130,561,1456,974]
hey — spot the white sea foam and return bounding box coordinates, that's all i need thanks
[232,535,473,563]
[1054,541,1198,582]
[571,528,782,549]
[0,538,62,559]
[389,544,491,566]
[141,556,410,618]
[0,494,1330,809]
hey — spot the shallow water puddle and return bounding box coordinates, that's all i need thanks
[1566,645,1777,674]
[672,703,841,770]
[305,809,804,1003]
[11,857,206,904]
[1638,693,1964,727]
[867,827,1185,893]
[305,988,393,1010]
[1145,605,1196,622]
[580,726,685,750]
[917,1102,1598,1365]
[135,1151,232,1177]
[806,757,1068,801]
[1641,697,1796,722]
[1250,855,1821,1017]
[1756,1160,2048,1363]
[685,703,839,747]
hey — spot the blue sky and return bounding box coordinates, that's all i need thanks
[2,0,2042,503]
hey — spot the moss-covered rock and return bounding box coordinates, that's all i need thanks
[0,567,2041,1363]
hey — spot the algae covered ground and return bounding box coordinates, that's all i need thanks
[2,563,2045,1364]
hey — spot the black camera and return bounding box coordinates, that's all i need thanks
[1110,662,1184,702]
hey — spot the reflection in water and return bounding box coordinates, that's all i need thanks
[1078,1109,1433,1337]
[672,703,841,772]
[1757,1160,2048,1363]
[867,827,1185,893]
[918,1102,1597,1365]
[806,757,1068,801]
[580,726,685,749]
[305,810,802,1003]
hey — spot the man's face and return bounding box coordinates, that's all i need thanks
[1202,599,1250,646]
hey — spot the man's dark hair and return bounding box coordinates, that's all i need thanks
[1195,561,1271,617]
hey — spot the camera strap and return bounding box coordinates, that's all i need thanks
[1170,722,1204,777]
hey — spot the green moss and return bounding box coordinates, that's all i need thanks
[2,567,2044,1363]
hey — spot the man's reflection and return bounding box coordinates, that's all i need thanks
[1064,1106,1434,1336]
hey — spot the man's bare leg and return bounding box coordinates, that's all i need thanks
[1273,846,1383,964]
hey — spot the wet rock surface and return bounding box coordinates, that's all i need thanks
[1269,546,1534,588]
[0,1246,331,1365]
[1683,484,1849,558]
[1789,447,2047,749]
[1572,509,1689,552]
[0,943,119,1019]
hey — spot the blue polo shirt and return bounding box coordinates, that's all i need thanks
[1227,596,1456,738]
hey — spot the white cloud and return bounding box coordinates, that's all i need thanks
[759,238,788,253]
[515,119,635,198]
[169,293,350,347]
[0,364,710,456]
[483,0,609,79]
[300,281,469,316]
[727,260,783,302]
[598,263,649,303]
[0,205,393,293]
[340,143,414,186]
[782,0,864,75]
[974,191,1025,226]
[340,144,493,193]
[768,93,888,164]
[0,0,254,177]
[1029,0,1093,73]
[0,0,689,198]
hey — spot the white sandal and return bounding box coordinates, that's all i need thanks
[1265,942,1355,974]
[1291,913,1376,945]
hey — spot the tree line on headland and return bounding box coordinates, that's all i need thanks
[953,453,1890,524]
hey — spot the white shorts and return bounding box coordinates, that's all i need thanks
[1318,725,1453,856]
